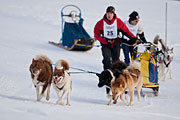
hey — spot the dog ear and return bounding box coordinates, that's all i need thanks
[130,73,137,77]
[32,58,35,63]
[171,47,174,52]
[122,69,129,75]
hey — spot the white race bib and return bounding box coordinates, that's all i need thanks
[103,19,117,39]
[123,20,138,41]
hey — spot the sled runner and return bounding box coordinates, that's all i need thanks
[49,5,95,51]
[132,42,160,96]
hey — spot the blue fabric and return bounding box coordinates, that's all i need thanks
[62,22,90,47]
[122,44,137,65]
[149,62,158,83]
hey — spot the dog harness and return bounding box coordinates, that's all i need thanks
[56,84,65,91]
[163,60,171,68]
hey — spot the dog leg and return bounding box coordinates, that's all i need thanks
[106,92,114,105]
[36,86,41,101]
[41,84,48,99]
[106,93,111,99]
[164,68,169,81]
[46,84,51,101]
[129,89,134,106]
[136,86,141,102]
[160,66,166,81]
[66,92,70,106]
[58,91,68,105]
[137,77,143,102]
[107,96,113,105]
[53,84,63,104]
[53,84,62,97]
[120,93,128,105]
[158,64,164,81]
[124,91,128,102]
[169,64,172,79]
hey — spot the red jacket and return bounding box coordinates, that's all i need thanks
[94,15,136,44]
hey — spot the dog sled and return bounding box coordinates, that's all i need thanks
[49,5,95,51]
[132,42,160,96]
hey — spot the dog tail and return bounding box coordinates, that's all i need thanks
[34,54,53,65]
[159,39,168,52]
[153,34,160,45]
[110,60,127,70]
[127,61,141,71]
[55,60,69,70]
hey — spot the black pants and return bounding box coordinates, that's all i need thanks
[101,43,121,70]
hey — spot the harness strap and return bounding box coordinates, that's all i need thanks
[56,84,64,91]
[163,60,171,67]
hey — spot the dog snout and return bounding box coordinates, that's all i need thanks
[112,95,116,100]
[53,76,57,80]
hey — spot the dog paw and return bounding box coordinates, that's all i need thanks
[107,103,113,106]
[58,101,64,105]
[66,103,71,106]
[107,101,113,105]
[37,98,41,101]
[128,103,133,106]
[37,96,42,101]
[46,96,50,101]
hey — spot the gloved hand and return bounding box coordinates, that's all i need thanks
[106,39,115,48]
[121,38,136,45]
[127,39,136,45]
[137,39,147,44]
[136,39,143,44]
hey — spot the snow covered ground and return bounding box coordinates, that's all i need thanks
[0,0,180,120]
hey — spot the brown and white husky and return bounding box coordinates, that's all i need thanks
[53,60,72,106]
[29,55,53,101]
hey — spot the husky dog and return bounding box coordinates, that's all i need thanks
[96,60,127,105]
[53,60,72,106]
[153,35,174,81]
[29,55,53,101]
[111,61,143,106]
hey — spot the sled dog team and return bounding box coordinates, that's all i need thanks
[29,35,173,106]
[29,54,143,106]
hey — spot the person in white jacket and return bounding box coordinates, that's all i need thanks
[122,11,147,65]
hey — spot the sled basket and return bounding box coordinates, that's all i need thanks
[133,42,160,96]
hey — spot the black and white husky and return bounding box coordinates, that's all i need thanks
[53,60,72,106]
[96,60,127,105]
[153,35,174,81]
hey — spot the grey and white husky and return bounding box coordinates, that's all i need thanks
[153,35,174,81]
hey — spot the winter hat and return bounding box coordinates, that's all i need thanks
[106,6,115,14]
[129,11,140,21]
